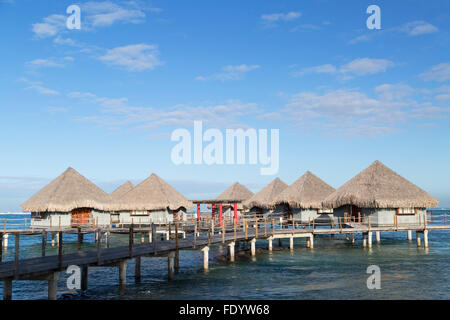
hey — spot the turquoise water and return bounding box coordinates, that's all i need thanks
[2,212,450,300]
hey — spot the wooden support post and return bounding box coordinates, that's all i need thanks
[3,279,12,300]
[0,233,2,262]
[289,236,294,250]
[416,231,421,247]
[202,246,209,270]
[14,234,19,279]
[268,237,273,252]
[222,223,225,243]
[129,227,133,258]
[233,221,236,241]
[362,233,367,248]
[368,231,373,248]
[228,241,235,262]
[152,223,157,255]
[272,219,275,236]
[57,231,63,271]
[81,266,88,291]
[135,256,141,283]
[194,223,198,249]
[51,233,55,247]
[306,238,310,248]
[309,234,314,249]
[407,230,412,241]
[48,272,59,300]
[250,238,256,256]
[278,238,282,247]
[174,249,179,272]
[105,231,110,248]
[264,218,267,237]
[424,230,429,248]
[2,233,7,250]
[168,252,174,280]
[96,230,102,265]
[376,231,381,243]
[119,260,127,293]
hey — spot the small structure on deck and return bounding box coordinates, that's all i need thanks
[322,160,439,226]
[22,167,111,228]
[273,171,335,223]
[212,182,254,218]
[243,178,288,219]
[107,173,194,225]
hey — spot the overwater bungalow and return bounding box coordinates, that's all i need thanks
[322,160,439,226]
[273,171,335,223]
[109,181,134,224]
[107,173,194,225]
[212,182,254,218]
[243,178,288,219]
[22,167,111,228]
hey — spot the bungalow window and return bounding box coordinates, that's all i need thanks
[31,212,44,219]
[396,208,417,215]
[129,210,150,216]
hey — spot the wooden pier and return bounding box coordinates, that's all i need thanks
[1,213,449,300]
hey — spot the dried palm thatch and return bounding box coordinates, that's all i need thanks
[322,160,438,209]
[21,167,111,212]
[108,173,194,211]
[243,178,288,209]
[110,181,134,200]
[211,182,254,210]
[273,171,335,209]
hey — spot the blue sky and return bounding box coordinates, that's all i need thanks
[0,0,449,211]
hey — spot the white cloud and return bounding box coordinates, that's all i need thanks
[82,1,146,27]
[20,78,60,95]
[261,12,301,22]
[375,84,414,101]
[32,14,66,38]
[419,63,450,82]
[399,21,439,36]
[45,106,69,114]
[196,64,260,81]
[98,43,163,71]
[32,1,160,39]
[68,91,259,130]
[25,56,74,69]
[296,58,394,79]
[272,86,450,137]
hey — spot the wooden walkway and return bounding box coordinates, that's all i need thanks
[2,217,450,300]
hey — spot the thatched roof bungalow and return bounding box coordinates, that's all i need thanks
[110,181,134,200]
[211,182,254,217]
[22,167,111,228]
[322,160,439,226]
[273,171,335,222]
[107,173,194,224]
[243,178,288,218]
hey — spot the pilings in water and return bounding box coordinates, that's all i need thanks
[81,266,88,291]
[268,237,273,252]
[228,241,235,262]
[408,230,413,241]
[202,246,209,270]
[424,230,429,248]
[368,232,373,248]
[416,231,422,247]
[48,272,59,300]
[376,232,381,243]
[119,260,127,293]
[168,252,174,280]
[2,234,8,249]
[135,257,141,284]
[3,279,12,300]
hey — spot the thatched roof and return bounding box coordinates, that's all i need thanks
[322,160,438,209]
[110,181,134,199]
[210,182,254,209]
[244,178,288,209]
[273,171,335,209]
[21,167,111,212]
[216,182,254,201]
[108,173,194,211]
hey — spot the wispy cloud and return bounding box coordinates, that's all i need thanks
[399,21,439,36]
[31,1,161,39]
[419,63,450,82]
[349,20,439,44]
[25,56,74,69]
[68,91,259,131]
[261,12,301,27]
[195,64,260,81]
[20,78,60,95]
[98,43,163,71]
[294,58,394,79]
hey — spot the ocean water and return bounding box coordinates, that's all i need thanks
[1,212,450,300]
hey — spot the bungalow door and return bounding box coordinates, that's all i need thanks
[350,205,361,222]
[71,208,91,225]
